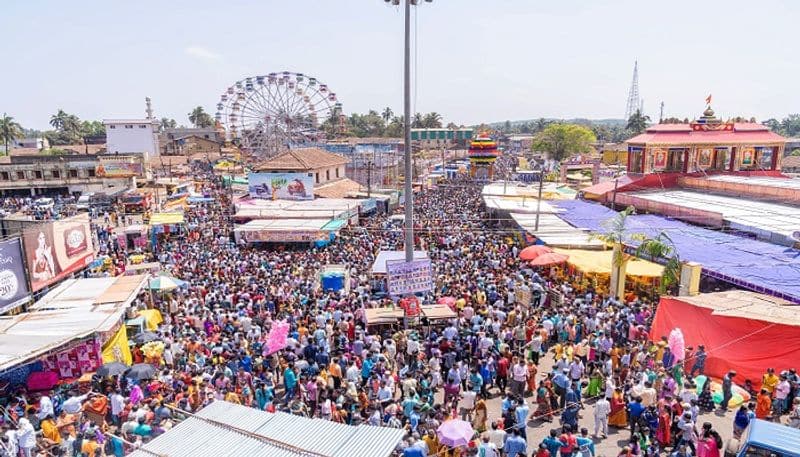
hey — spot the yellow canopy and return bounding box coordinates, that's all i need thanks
[150,212,184,225]
[138,309,164,331]
[554,248,664,277]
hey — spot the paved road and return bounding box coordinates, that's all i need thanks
[442,352,739,456]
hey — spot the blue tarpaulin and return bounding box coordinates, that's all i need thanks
[550,199,800,303]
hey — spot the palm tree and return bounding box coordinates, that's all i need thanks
[593,206,682,299]
[160,117,177,131]
[423,112,443,128]
[0,113,23,155]
[50,109,69,131]
[412,113,423,128]
[535,118,549,133]
[188,106,213,128]
[626,109,651,134]
[635,233,681,294]
[382,107,393,123]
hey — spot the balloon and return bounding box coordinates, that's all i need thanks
[668,328,686,362]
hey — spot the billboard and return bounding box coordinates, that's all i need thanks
[95,159,143,178]
[248,172,314,200]
[0,238,31,313]
[241,230,327,243]
[23,214,95,292]
[386,259,433,296]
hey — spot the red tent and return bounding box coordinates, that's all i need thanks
[649,291,800,388]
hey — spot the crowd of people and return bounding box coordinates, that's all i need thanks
[1,165,799,457]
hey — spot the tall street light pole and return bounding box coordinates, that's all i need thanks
[402,0,414,262]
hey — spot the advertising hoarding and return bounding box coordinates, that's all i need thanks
[0,238,31,313]
[248,172,314,200]
[95,160,143,178]
[23,214,95,292]
[385,259,433,296]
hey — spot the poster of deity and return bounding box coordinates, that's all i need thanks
[698,148,713,168]
[741,147,755,166]
[653,148,667,170]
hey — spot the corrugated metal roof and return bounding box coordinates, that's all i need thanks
[131,401,405,457]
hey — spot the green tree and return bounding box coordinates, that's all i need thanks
[780,114,800,137]
[385,116,404,137]
[412,113,424,128]
[534,118,550,133]
[49,109,69,131]
[188,106,214,128]
[636,232,682,294]
[381,107,393,123]
[160,117,177,131]
[0,113,23,154]
[763,118,781,133]
[625,109,651,134]
[422,112,443,128]
[531,123,596,162]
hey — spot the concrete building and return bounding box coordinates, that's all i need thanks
[0,154,142,196]
[255,147,349,186]
[103,119,160,161]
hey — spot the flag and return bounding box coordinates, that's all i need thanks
[102,325,132,365]
[705,94,712,105]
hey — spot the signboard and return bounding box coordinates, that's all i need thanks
[248,172,314,200]
[242,230,327,243]
[652,147,667,170]
[0,238,31,314]
[95,160,143,178]
[385,258,433,296]
[22,214,95,292]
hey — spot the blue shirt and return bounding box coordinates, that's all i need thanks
[628,401,645,418]
[542,436,562,456]
[361,358,374,378]
[577,436,595,456]
[403,447,424,457]
[503,435,527,457]
[553,373,570,390]
[284,367,297,388]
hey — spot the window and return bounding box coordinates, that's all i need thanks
[326,170,330,181]
[315,173,320,183]
[139,125,147,129]
[109,125,116,129]
[34,170,42,179]
[0,172,8,181]
[335,167,340,178]
[16,171,25,180]
[125,125,134,129]
[69,169,78,178]
[87,168,96,177]
[51,170,60,179]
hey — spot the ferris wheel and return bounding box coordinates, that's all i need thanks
[215,71,342,157]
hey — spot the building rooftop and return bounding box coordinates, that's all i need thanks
[627,122,785,145]
[103,118,159,125]
[255,147,349,171]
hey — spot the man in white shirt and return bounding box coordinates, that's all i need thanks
[593,396,611,438]
[486,421,506,450]
[36,393,54,421]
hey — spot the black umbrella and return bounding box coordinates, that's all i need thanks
[133,331,160,344]
[96,362,129,377]
[125,363,156,381]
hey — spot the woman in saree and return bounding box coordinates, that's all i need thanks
[655,404,672,448]
[535,379,553,422]
[609,387,628,428]
[586,366,603,398]
[472,393,488,433]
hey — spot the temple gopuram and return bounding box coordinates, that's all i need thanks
[625,105,785,175]
[468,134,500,180]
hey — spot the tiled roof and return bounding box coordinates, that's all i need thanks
[782,155,800,169]
[314,178,363,198]
[255,147,349,171]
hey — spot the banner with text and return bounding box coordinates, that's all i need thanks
[386,258,433,296]
[248,172,314,200]
[0,238,31,314]
[23,214,95,292]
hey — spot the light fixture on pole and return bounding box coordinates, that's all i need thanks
[384,0,432,262]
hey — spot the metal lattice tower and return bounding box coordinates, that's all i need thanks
[624,61,640,120]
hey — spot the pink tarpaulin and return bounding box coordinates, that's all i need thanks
[263,321,290,356]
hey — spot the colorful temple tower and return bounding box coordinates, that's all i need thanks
[468,134,500,180]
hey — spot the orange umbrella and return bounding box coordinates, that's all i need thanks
[529,252,569,266]
[519,245,553,261]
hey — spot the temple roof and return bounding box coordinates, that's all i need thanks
[627,123,785,145]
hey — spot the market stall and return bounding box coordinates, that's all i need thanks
[364,307,404,328]
[551,248,664,298]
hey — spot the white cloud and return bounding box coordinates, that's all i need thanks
[184,46,220,61]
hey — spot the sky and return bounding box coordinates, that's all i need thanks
[3,0,799,130]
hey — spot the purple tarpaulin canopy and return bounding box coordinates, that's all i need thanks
[550,199,800,303]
